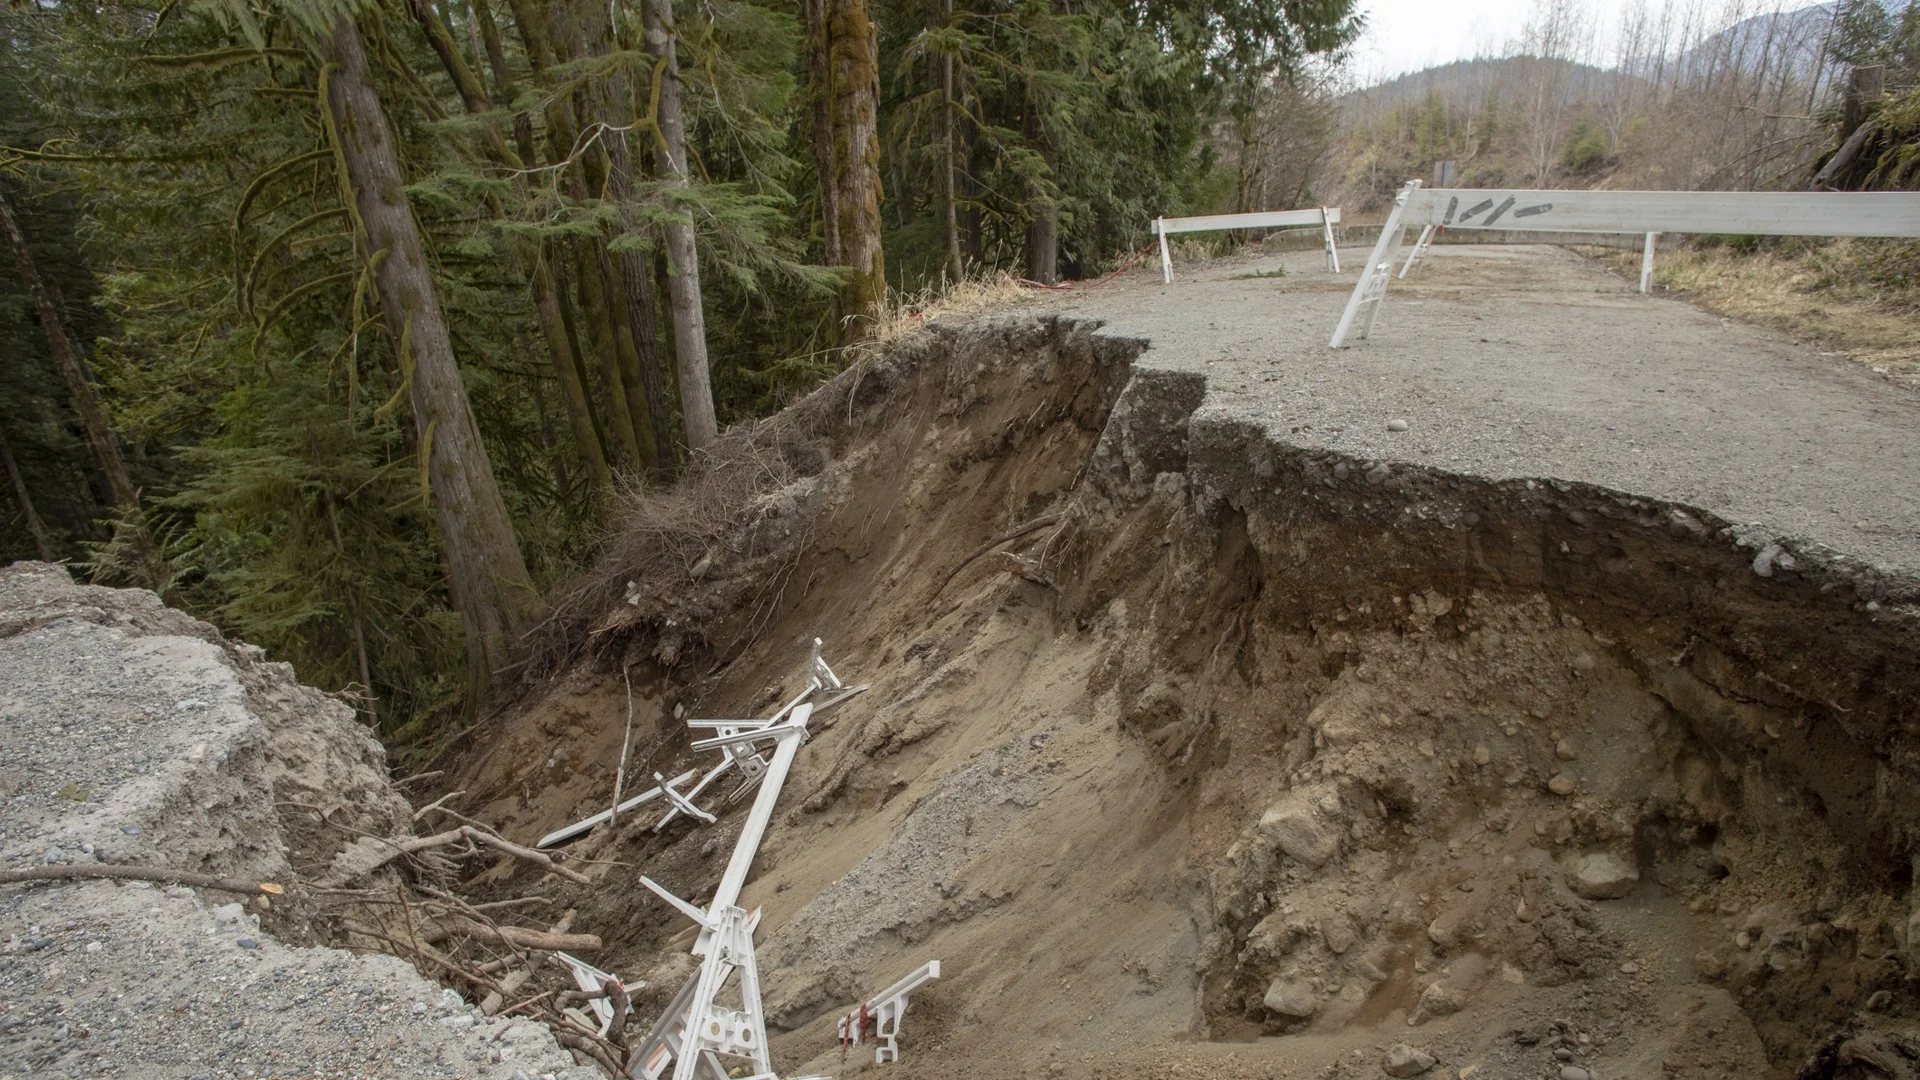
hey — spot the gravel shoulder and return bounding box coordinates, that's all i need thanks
[0,563,598,1080]
[1042,243,1920,575]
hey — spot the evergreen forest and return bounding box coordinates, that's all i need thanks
[0,0,1362,744]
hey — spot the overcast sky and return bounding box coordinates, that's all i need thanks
[1347,0,1539,83]
[1344,0,1815,85]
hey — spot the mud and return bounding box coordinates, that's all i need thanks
[444,311,1920,1080]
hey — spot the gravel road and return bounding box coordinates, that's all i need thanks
[0,878,595,1079]
[0,564,598,1079]
[1043,243,1920,574]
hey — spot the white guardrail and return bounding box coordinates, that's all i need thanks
[1152,206,1342,283]
[1331,181,1920,348]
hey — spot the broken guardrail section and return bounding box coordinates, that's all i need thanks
[837,960,941,1065]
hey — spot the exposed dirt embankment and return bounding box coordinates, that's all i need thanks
[447,313,1920,1080]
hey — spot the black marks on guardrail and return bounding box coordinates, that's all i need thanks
[1514,202,1554,218]
[1459,198,1495,223]
[1443,197,1459,225]
[1483,196,1519,225]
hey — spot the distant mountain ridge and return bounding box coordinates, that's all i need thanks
[1348,0,1882,105]
[1342,56,1634,111]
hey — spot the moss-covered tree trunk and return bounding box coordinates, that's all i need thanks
[0,189,138,510]
[934,0,963,284]
[404,0,613,496]
[640,0,719,452]
[1023,83,1058,285]
[0,421,53,561]
[319,15,539,695]
[806,0,841,268]
[828,0,886,339]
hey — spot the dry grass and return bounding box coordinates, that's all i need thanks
[1592,238,1920,386]
[522,417,823,676]
[860,269,1036,353]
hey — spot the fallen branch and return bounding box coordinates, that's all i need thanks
[459,826,592,885]
[934,514,1062,596]
[344,824,590,885]
[441,919,602,953]
[0,864,283,895]
[411,790,466,822]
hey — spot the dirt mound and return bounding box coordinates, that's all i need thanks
[442,312,1920,1080]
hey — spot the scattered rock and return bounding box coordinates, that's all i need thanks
[1695,950,1726,981]
[1383,1043,1436,1077]
[1619,961,1639,974]
[236,938,259,950]
[1569,852,1638,900]
[1322,914,1358,955]
[1752,544,1795,577]
[1555,738,1577,761]
[1258,789,1341,868]
[1560,1068,1593,1080]
[1866,989,1893,1012]
[1262,978,1320,1019]
[1413,980,1469,1022]
[1387,419,1411,432]
[1366,464,1392,485]
[1472,745,1491,766]
[1548,775,1577,796]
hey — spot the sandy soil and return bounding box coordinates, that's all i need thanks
[1042,243,1920,576]
[438,310,1919,1080]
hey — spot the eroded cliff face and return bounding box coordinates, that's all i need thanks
[441,313,1919,1080]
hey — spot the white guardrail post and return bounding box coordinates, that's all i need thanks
[1155,217,1174,284]
[838,960,942,1065]
[1153,207,1344,284]
[1329,180,1419,348]
[1331,187,1920,348]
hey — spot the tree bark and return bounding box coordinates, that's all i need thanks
[0,190,138,510]
[1023,83,1057,285]
[573,241,644,473]
[641,0,720,451]
[934,0,963,284]
[806,0,841,266]
[533,251,611,492]
[828,0,887,338]
[404,0,613,496]
[1025,202,1058,285]
[0,421,54,561]
[319,16,539,694]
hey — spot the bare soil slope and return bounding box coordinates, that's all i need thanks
[443,311,1920,1080]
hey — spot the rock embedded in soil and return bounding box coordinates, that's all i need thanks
[1258,789,1341,868]
[1548,774,1578,796]
[1383,1043,1437,1077]
[1263,978,1321,1019]
[1569,852,1639,900]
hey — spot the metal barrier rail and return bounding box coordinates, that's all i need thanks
[1332,182,1920,348]
[1153,206,1342,282]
